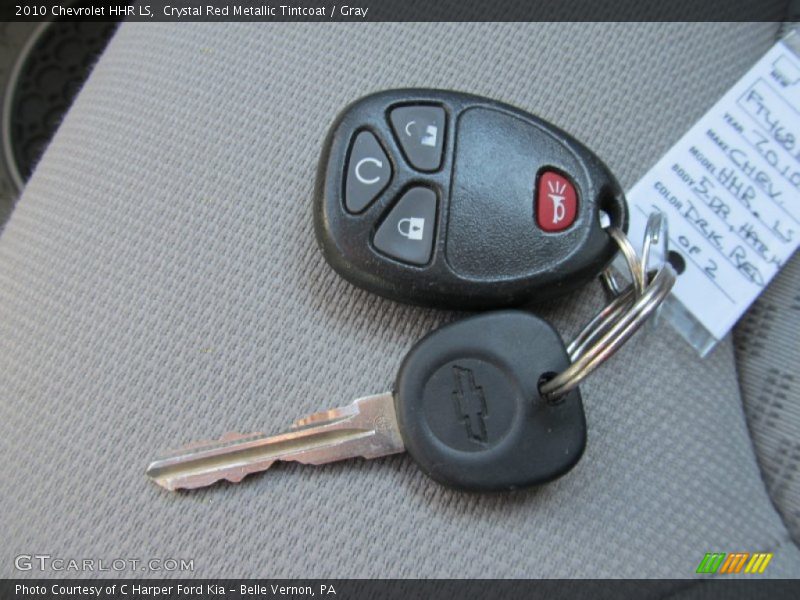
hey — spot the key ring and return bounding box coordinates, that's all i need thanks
[601,211,668,299]
[641,212,668,285]
[566,211,669,361]
[605,227,646,297]
[539,213,676,401]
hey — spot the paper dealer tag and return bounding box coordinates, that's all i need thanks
[626,31,800,356]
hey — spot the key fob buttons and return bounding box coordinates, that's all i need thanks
[344,130,392,213]
[537,170,578,232]
[389,105,446,172]
[373,187,438,266]
[316,89,628,308]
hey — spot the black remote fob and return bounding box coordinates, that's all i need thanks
[314,89,628,309]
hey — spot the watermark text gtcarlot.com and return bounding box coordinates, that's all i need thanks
[14,554,194,573]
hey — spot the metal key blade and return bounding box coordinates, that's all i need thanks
[145,393,404,491]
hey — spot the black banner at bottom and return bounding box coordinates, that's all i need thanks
[2,580,800,600]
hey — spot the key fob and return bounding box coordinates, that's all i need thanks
[315,89,628,309]
[394,310,586,491]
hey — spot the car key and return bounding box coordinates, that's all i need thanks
[146,311,586,492]
[147,215,675,493]
[315,89,629,309]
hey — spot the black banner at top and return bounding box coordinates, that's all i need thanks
[2,0,795,23]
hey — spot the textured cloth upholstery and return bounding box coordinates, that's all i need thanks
[736,256,800,543]
[1,21,799,579]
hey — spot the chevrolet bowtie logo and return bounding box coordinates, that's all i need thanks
[452,366,488,443]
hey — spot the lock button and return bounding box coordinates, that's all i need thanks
[373,187,437,265]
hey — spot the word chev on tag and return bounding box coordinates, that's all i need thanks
[626,31,800,355]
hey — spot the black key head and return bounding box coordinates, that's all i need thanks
[394,311,586,491]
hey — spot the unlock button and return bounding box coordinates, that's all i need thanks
[374,187,437,265]
[390,105,446,172]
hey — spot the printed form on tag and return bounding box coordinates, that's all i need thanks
[626,31,800,356]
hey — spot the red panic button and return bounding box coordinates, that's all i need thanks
[536,170,578,232]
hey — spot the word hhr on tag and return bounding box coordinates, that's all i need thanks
[625,29,800,356]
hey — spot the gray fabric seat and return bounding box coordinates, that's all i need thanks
[1,21,799,579]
